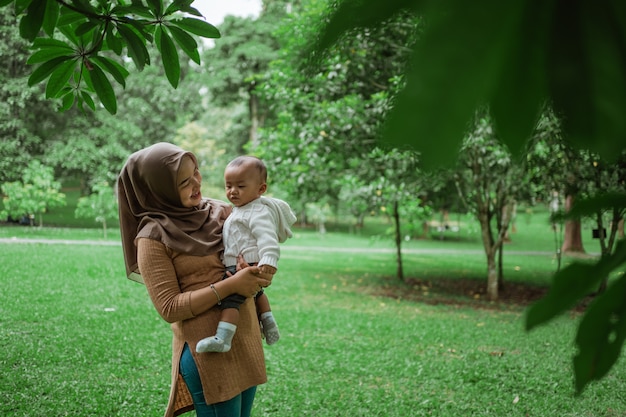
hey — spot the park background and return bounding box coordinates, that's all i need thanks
[1,0,625,416]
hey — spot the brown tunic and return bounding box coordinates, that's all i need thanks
[137,238,267,417]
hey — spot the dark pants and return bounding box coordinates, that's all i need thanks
[220,265,264,310]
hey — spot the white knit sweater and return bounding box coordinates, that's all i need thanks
[222,196,296,268]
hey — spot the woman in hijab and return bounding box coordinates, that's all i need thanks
[118,142,271,417]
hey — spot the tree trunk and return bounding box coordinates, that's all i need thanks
[487,253,499,301]
[478,211,499,301]
[393,201,404,281]
[249,92,260,148]
[561,194,586,254]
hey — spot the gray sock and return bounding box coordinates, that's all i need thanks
[260,312,280,345]
[196,322,237,353]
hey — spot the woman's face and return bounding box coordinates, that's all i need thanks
[177,156,202,208]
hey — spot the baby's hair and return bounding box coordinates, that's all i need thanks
[227,156,267,182]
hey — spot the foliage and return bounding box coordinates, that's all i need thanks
[257,0,416,214]
[0,6,50,183]
[0,0,220,113]
[313,0,626,168]
[174,121,227,190]
[314,0,626,393]
[74,182,118,238]
[0,159,66,226]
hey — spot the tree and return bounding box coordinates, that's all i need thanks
[201,13,281,147]
[315,0,626,393]
[74,182,118,238]
[1,159,66,226]
[455,112,519,301]
[362,148,425,281]
[257,0,415,218]
[0,6,53,184]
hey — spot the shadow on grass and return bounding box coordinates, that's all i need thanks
[372,275,593,313]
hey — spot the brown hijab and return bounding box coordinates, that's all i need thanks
[117,142,230,282]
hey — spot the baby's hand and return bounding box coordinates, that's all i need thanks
[259,265,277,275]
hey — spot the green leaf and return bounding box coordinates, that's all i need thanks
[111,5,154,18]
[42,0,59,36]
[105,25,123,55]
[80,90,96,111]
[59,91,76,111]
[489,2,549,157]
[117,23,150,71]
[164,0,194,16]
[32,37,75,49]
[85,63,117,114]
[27,47,75,64]
[313,0,417,52]
[19,0,47,41]
[28,56,73,86]
[69,0,97,15]
[526,239,626,331]
[170,17,220,39]
[555,193,626,222]
[166,24,200,64]
[145,0,162,17]
[155,26,180,88]
[45,59,77,98]
[57,9,86,26]
[381,0,522,169]
[548,1,626,161]
[0,0,14,7]
[90,55,129,87]
[574,267,626,393]
[75,19,100,37]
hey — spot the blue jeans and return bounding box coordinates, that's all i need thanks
[179,343,257,417]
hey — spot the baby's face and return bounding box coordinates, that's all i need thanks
[224,163,266,207]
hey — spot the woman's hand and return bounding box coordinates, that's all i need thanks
[228,265,272,298]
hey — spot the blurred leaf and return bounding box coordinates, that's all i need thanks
[313,0,418,53]
[553,193,626,222]
[548,1,626,161]
[383,0,525,169]
[170,17,220,38]
[490,2,549,156]
[574,269,626,393]
[45,58,76,98]
[526,239,626,331]
[155,25,180,88]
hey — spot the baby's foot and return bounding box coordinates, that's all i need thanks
[262,321,280,345]
[196,336,231,353]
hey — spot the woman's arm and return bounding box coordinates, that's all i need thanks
[188,266,271,316]
[137,238,271,323]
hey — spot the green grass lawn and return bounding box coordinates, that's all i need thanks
[0,220,623,416]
